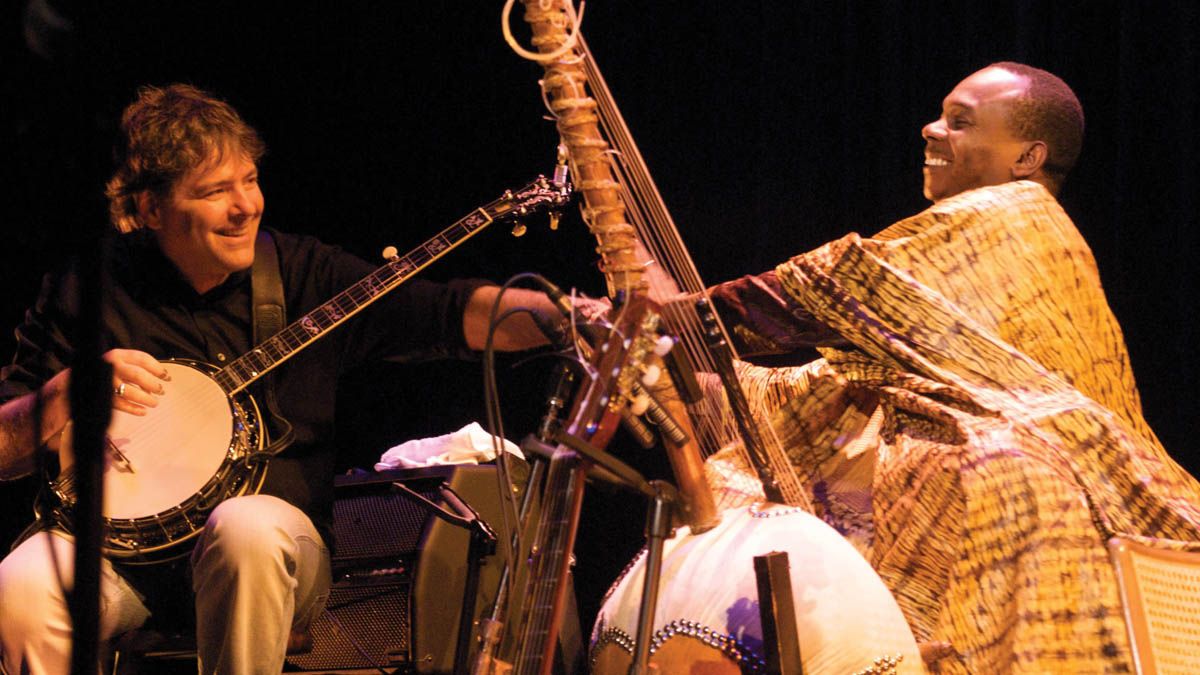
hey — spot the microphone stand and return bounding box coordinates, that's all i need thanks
[628,481,676,675]
[69,233,112,674]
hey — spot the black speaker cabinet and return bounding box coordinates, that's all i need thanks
[285,465,516,674]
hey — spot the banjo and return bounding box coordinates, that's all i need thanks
[47,175,571,565]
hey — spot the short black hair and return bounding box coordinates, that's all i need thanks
[989,62,1085,191]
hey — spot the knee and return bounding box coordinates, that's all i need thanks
[195,495,323,576]
[200,496,293,565]
[0,535,69,640]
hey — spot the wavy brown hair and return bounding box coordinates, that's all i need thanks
[105,84,265,232]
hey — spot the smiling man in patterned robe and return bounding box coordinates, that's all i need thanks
[704,62,1200,672]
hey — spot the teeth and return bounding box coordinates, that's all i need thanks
[925,157,950,167]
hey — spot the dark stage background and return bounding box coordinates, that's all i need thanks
[2,0,1198,638]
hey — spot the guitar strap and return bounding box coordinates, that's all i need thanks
[252,229,295,454]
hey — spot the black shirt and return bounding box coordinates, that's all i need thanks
[0,227,485,544]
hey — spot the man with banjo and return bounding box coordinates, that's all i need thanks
[0,83,564,674]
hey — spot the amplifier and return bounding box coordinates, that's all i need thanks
[285,465,516,674]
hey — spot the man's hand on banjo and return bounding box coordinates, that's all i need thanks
[104,348,170,416]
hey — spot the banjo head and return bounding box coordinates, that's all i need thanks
[104,360,243,519]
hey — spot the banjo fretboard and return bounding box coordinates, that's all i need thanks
[211,177,569,395]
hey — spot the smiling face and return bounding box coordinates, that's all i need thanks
[921,67,1035,202]
[141,150,263,293]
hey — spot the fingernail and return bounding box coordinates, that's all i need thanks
[157,385,166,395]
[160,371,171,381]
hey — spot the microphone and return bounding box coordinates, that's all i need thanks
[529,308,570,349]
[537,360,578,443]
[537,277,607,345]
[539,277,578,322]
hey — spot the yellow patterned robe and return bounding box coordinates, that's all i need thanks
[711,181,1200,672]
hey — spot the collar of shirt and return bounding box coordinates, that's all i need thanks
[118,230,250,307]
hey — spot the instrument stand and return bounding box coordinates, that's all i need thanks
[628,481,677,675]
[526,432,678,675]
[471,437,588,675]
[470,455,544,675]
[508,436,608,675]
[473,348,662,674]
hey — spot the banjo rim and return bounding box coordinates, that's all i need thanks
[47,358,270,565]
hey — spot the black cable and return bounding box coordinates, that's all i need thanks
[482,302,533,564]
[478,271,599,653]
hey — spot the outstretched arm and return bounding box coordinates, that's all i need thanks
[704,270,846,357]
[462,286,558,351]
[462,285,612,352]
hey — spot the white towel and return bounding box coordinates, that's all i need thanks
[374,422,524,470]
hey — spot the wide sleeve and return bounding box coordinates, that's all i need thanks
[704,269,846,358]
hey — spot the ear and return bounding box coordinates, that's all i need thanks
[134,191,161,231]
[1012,140,1048,180]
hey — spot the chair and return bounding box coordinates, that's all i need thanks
[1107,535,1200,674]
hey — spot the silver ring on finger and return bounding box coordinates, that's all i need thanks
[115,382,127,398]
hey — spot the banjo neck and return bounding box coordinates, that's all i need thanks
[212,177,571,396]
